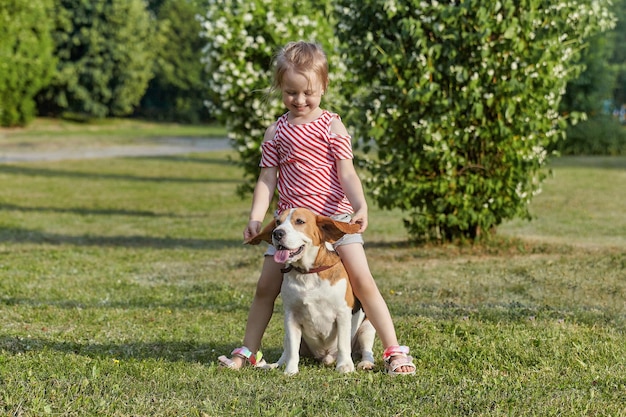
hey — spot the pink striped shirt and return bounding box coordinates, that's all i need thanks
[260,110,354,217]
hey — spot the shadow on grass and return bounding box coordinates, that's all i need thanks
[0,163,242,184]
[0,296,252,313]
[0,335,313,369]
[388,300,626,328]
[0,226,241,249]
[0,202,198,218]
[364,240,414,249]
[0,336,239,364]
[0,278,255,312]
[138,154,237,166]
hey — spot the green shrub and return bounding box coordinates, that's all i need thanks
[559,115,626,155]
[137,0,210,123]
[198,0,343,196]
[336,0,615,242]
[36,0,156,118]
[0,0,55,127]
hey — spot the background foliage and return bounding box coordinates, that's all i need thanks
[198,0,344,196]
[558,0,626,155]
[559,115,626,155]
[35,0,156,119]
[0,0,624,241]
[137,0,210,123]
[609,0,626,106]
[0,0,55,127]
[335,0,615,242]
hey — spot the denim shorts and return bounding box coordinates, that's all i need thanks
[263,212,364,256]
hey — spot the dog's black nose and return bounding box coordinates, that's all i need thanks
[273,229,285,241]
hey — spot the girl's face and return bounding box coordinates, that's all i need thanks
[281,69,324,121]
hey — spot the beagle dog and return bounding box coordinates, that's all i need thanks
[247,208,376,375]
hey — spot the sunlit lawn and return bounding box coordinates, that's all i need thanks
[0,123,624,416]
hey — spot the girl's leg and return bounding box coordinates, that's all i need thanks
[219,256,283,369]
[336,243,414,374]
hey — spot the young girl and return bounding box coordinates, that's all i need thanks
[218,41,415,375]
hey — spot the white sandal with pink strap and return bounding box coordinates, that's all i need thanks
[218,346,266,369]
[383,345,416,376]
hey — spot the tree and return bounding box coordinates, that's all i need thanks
[558,12,626,156]
[611,0,626,106]
[561,34,617,116]
[137,0,209,123]
[336,0,615,242]
[198,0,344,196]
[36,0,156,118]
[0,0,55,127]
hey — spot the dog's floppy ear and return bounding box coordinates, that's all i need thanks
[244,220,275,245]
[316,215,361,243]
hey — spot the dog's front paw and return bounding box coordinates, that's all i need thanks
[282,359,300,375]
[284,366,299,375]
[257,362,279,370]
[356,360,375,371]
[336,361,355,373]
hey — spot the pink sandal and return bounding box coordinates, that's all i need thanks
[383,345,416,376]
[218,346,266,369]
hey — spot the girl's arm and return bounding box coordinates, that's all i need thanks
[337,159,368,233]
[244,125,279,240]
[249,167,278,222]
[331,116,369,233]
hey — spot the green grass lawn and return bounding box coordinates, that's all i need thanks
[0,123,625,416]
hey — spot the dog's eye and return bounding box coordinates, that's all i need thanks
[295,218,305,225]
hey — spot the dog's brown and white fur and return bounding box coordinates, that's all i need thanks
[247,208,376,375]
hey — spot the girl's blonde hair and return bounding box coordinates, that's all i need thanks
[273,41,329,92]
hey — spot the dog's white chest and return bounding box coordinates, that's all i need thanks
[281,274,350,344]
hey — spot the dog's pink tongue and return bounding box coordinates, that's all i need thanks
[274,249,291,264]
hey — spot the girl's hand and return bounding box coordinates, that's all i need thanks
[244,220,262,240]
[351,210,368,233]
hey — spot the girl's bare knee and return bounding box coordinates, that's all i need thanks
[255,287,279,301]
[254,279,281,301]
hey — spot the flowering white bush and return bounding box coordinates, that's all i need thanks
[336,0,615,241]
[199,0,344,195]
[200,0,614,242]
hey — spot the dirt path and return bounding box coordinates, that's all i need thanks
[0,137,230,163]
